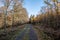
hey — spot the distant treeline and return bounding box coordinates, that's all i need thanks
[30,0,60,40]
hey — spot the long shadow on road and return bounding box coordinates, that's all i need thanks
[15,24,38,40]
[15,24,29,40]
[29,25,38,40]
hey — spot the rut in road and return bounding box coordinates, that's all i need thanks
[29,25,38,40]
[15,24,38,40]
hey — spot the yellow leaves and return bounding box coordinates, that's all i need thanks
[0,0,28,28]
[31,17,34,21]
[13,8,28,23]
[52,0,58,2]
[57,3,60,7]
[7,16,12,21]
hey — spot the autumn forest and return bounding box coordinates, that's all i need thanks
[0,0,60,40]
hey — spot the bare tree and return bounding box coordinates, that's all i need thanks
[2,0,12,31]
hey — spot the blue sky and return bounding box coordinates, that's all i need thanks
[23,0,45,17]
[0,1,4,7]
